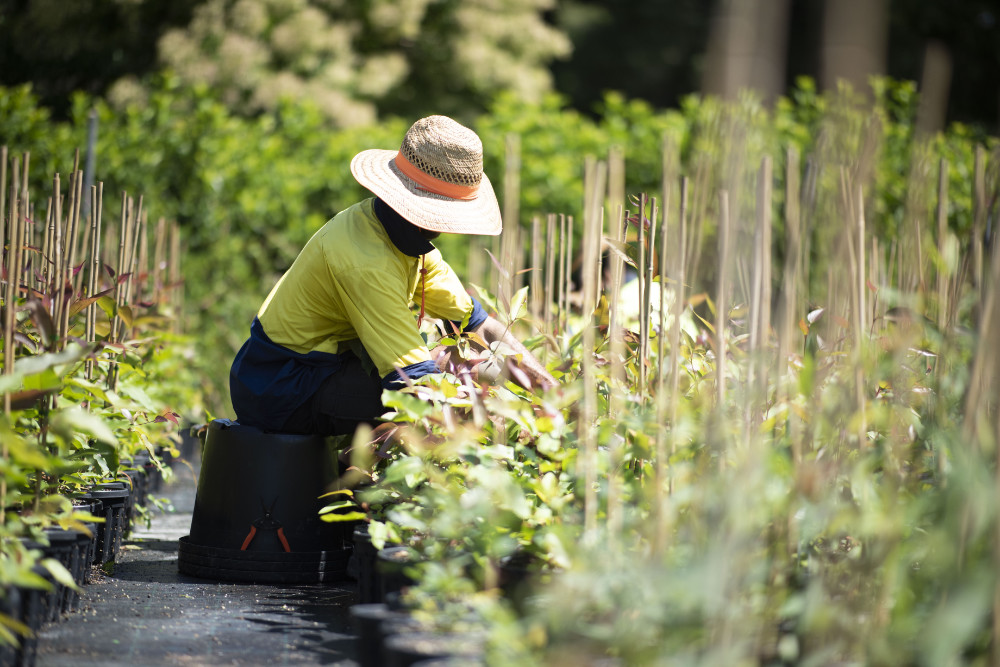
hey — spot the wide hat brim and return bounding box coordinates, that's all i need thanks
[351,149,502,236]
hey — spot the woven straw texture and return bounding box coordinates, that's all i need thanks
[351,116,502,235]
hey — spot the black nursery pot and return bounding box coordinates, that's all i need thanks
[377,546,418,603]
[383,631,486,667]
[350,603,421,667]
[353,525,382,605]
[40,527,85,614]
[0,585,21,666]
[84,484,130,565]
[72,497,103,584]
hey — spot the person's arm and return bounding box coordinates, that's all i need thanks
[468,315,558,392]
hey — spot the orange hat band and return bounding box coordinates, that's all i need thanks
[393,152,480,201]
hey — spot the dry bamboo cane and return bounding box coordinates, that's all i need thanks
[544,213,556,345]
[654,177,672,553]
[643,198,658,397]
[0,147,7,259]
[972,146,986,309]
[4,156,22,416]
[751,157,773,426]
[564,215,574,337]
[152,217,167,305]
[85,184,103,381]
[502,133,520,305]
[64,171,85,318]
[41,200,54,297]
[580,158,605,541]
[936,158,949,331]
[51,175,65,349]
[0,148,7,519]
[169,221,182,334]
[530,216,542,329]
[637,194,647,391]
[109,194,130,390]
[669,177,689,446]
[779,148,803,465]
[557,214,567,338]
[123,197,145,331]
[60,171,84,347]
[854,185,868,447]
[2,158,25,521]
[715,191,731,414]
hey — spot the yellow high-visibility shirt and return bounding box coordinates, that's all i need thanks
[256,197,479,379]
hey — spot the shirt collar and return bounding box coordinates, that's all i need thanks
[373,197,434,257]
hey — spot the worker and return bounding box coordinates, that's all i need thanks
[229,115,557,436]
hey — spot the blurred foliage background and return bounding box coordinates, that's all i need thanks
[0,0,997,416]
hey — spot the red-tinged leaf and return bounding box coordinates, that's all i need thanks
[506,358,533,390]
[799,318,809,336]
[104,263,116,279]
[68,289,114,318]
[8,388,57,410]
[72,260,86,276]
[163,411,180,424]
[834,316,850,328]
[483,248,509,281]
[136,301,156,308]
[116,273,131,285]
[153,415,168,423]
[23,298,55,345]
[867,280,877,292]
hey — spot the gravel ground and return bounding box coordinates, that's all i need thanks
[35,456,361,667]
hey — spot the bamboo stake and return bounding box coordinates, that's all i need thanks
[109,193,130,390]
[123,197,145,324]
[152,217,167,305]
[580,158,607,540]
[654,177,672,553]
[779,148,803,465]
[715,191,731,415]
[972,146,986,309]
[85,184,103,381]
[0,147,7,258]
[51,175,65,348]
[530,216,542,329]
[564,215,574,337]
[0,147,7,519]
[637,194,647,390]
[643,198,658,396]
[936,158,949,331]
[544,213,556,343]
[4,156,22,416]
[169,220,182,334]
[41,199,54,296]
[557,213,567,338]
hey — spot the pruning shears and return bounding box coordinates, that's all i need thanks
[240,497,291,553]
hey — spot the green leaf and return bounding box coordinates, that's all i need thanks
[40,558,80,591]
[320,511,367,523]
[50,407,117,446]
[97,295,116,320]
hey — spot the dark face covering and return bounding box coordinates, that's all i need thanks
[373,197,437,256]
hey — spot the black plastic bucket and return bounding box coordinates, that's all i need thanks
[178,419,352,582]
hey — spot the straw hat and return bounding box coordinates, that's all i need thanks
[351,115,502,236]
